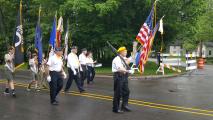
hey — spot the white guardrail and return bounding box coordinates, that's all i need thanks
[161,53,181,67]
[185,53,198,71]
[156,53,198,75]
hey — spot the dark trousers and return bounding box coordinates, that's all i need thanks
[87,66,95,84]
[80,65,87,87]
[49,71,64,103]
[65,68,84,92]
[112,73,130,111]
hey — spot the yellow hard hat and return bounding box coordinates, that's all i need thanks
[117,47,127,53]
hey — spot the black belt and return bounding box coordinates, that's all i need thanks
[68,68,79,72]
[114,72,128,76]
[49,71,62,73]
[81,64,86,67]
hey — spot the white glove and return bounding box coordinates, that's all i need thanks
[73,70,77,75]
[63,72,67,79]
[47,76,51,82]
[128,69,135,74]
[80,67,83,72]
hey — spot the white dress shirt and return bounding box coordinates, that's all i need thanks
[86,57,95,67]
[47,54,63,72]
[4,53,15,72]
[79,53,87,65]
[67,52,80,73]
[112,56,127,72]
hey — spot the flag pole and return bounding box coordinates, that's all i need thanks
[20,0,22,25]
[38,5,41,23]
[20,0,24,53]
[154,0,159,28]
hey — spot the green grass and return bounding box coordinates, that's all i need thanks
[95,61,186,76]
[206,58,213,64]
[0,64,3,68]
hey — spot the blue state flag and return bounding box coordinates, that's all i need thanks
[135,52,141,67]
[35,23,43,64]
[49,17,56,48]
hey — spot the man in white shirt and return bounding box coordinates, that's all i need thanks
[112,46,134,113]
[46,47,66,105]
[3,46,16,97]
[86,51,97,84]
[64,46,85,93]
[79,48,87,87]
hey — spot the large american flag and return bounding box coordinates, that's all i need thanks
[138,21,160,73]
[136,6,154,73]
[136,7,154,45]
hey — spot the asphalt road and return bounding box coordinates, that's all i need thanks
[0,65,213,120]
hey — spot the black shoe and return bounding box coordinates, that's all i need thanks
[12,92,16,98]
[42,85,48,89]
[3,88,10,95]
[51,101,59,105]
[55,100,59,104]
[26,84,31,91]
[121,106,132,112]
[112,110,124,113]
[64,89,68,93]
[80,89,85,93]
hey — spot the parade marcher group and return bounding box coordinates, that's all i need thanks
[2,45,134,114]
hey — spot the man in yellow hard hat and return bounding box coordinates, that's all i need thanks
[112,46,134,113]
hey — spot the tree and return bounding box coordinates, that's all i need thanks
[0,0,211,64]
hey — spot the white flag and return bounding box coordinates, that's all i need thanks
[158,18,163,35]
[64,28,68,60]
[57,16,63,32]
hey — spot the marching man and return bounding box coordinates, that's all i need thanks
[112,46,134,113]
[64,46,85,93]
[46,47,66,105]
[79,48,87,87]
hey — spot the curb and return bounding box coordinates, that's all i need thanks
[95,72,189,80]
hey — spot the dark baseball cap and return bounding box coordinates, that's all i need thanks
[81,48,87,52]
[71,46,78,49]
[55,47,63,51]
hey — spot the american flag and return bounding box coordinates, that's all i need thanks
[144,22,160,63]
[136,6,154,73]
[56,16,63,47]
[136,7,154,45]
[139,21,160,73]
